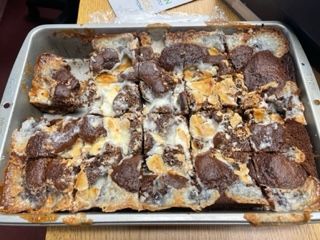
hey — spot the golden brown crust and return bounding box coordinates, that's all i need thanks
[244,212,311,226]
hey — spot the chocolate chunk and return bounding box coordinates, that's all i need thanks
[152,114,173,133]
[195,151,237,191]
[160,173,188,189]
[84,158,107,185]
[250,123,284,152]
[218,60,234,75]
[140,174,157,195]
[90,48,120,73]
[50,121,80,153]
[251,153,307,189]
[26,132,54,159]
[230,45,253,71]
[111,155,141,192]
[119,67,139,82]
[53,68,73,83]
[79,115,106,143]
[159,43,208,71]
[137,61,173,95]
[177,91,189,114]
[213,131,251,152]
[204,55,226,65]
[284,120,316,177]
[162,145,184,167]
[100,143,123,166]
[135,47,155,62]
[25,158,47,191]
[112,84,141,116]
[144,133,154,153]
[140,174,168,203]
[244,51,286,91]
[46,159,72,191]
[54,83,72,99]
[52,68,80,105]
[281,53,296,82]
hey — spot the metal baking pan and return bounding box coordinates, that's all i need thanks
[0,21,320,226]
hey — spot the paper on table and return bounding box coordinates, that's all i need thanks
[109,0,193,17]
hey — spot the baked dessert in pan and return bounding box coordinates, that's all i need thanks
[2,28,320,214]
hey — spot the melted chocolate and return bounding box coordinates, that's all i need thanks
[159,43,208,71]
[250,123,284,152]
[46,159,72,191]
[213,131,251,152]
[52,68,80,110]
[177,91,189,114]
[135,47,155,62]
[112,84,141,116]
[79,115,106,143]
[160,173,188,189]
[84,158,107,185]
[195,151,237,191]
[244,51,286,91]
[26,132,54,159]
[137,61,173,95]
[284,120,316,177]
[230,45,253,71]
[162,145,184,167]
[25,158,47,191]
[50,121,79,153]
[144,133,154,153]
[251,153,307,189]
[90,48,120,73]
[111,155,141,192]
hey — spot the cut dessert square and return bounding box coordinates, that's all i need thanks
[143,113,192,176]
[73,113,143,212]
[114,33,189,115]
[225,28,289,58]
[89,33,139,75]
[141,113,199,210]
[29,53,92,113]
[186,73,247,113]
[249,152,320,211]
[74,154,143,212]
[245,111,317,177]
[89,80,142,117]
[80,113,143,159]
[159,30,231,77]
[137,61,188,115]
[2,117,81,213]
[190,110,251,155]
[194,149,268,209]
[139,169,199,211]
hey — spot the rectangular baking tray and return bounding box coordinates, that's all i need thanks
[0,21,320,226]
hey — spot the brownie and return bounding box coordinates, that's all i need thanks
[249,152,320,211]
[194,150,268,208]
[29,53,91,114]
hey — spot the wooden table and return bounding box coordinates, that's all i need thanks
[46,0,320,239]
